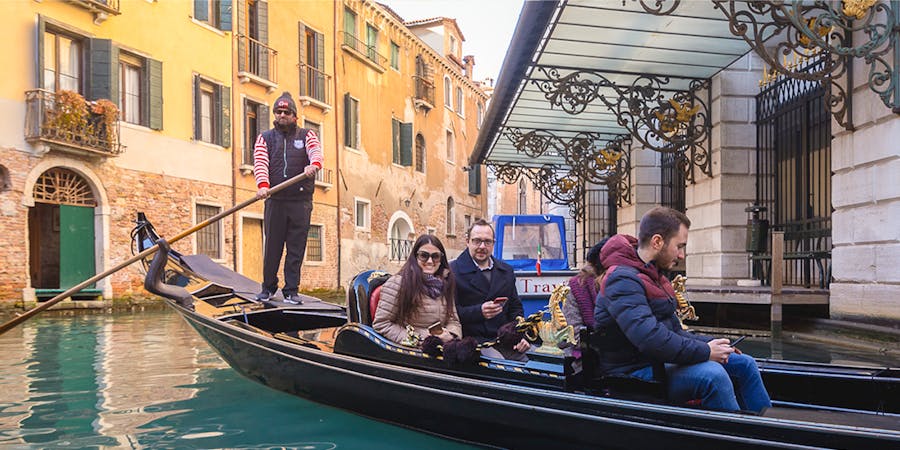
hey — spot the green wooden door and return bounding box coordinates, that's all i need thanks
[59,205,95,289]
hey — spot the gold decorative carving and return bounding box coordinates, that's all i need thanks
[672,275,699,329]
[517,283,576,355]
[842,0,877,19]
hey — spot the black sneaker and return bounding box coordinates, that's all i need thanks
[284,293,303,305]
[256,289,274,301]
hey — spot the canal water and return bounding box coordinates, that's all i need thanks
[0,309,480,449]
[1,308,897,449]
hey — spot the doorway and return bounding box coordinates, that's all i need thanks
[242,217,264,283]
[28,168,98,299]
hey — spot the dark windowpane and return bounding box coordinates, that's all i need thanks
[306,225,323,262]
[196,204,221,259]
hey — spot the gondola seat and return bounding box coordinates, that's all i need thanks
[369,285,383,323]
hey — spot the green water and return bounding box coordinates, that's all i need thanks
[0,309,481,449]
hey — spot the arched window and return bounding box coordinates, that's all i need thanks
[446,197,455,236]
[0,165,10,191]
[443,76,452,108]
[415,133,426,173]
[388,213,414,261]
[455,87,464,115]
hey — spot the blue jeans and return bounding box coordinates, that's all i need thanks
[632,353,772,412]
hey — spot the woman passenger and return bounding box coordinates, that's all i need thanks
[373,234,462,346]
[563,238,608,336]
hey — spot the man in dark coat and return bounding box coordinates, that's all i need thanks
[593,206,771,412]
[451,219,530,360]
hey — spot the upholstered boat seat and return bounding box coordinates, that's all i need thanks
[369,286,383,323]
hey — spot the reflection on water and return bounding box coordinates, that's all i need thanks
[0,310,479,449]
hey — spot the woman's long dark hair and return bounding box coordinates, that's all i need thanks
[395,234,456,325]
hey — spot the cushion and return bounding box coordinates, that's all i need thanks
[369,285,383,323]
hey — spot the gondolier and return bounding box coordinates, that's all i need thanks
[254,92,323,304]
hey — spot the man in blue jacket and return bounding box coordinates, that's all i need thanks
[451,219,530,360]
[593,207,771,412]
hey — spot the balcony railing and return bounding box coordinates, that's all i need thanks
[390,238,414,261]
[413,76,435,107]
[315,168,333,185]
[25,89,124,157]
[237,34,277,84]
[341,31,387,69]
[299,63,332,106]
[70,0,121,23]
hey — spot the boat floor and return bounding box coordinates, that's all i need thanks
[763,406,900,431]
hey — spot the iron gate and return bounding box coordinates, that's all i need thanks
[582,186,616,261]
[754,64,832,288]
[661,152,686,213]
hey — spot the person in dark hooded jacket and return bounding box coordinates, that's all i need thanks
[593,207,770,412]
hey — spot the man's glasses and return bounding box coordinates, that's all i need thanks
[470,238,495,247]
[274,110,293,116]
[416,251,443,263]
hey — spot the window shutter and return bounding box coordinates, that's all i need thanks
[219,85,231,148]
[400,123,412,166]
[257,1,268,79]
[36,16,45,89]
[237,2,245,73]
[193,75,201,140]
[88,38,118,102]
[469,164,482,195]
[194,0,208,22]
[343,93,351,147]
[218,0,232,32]
[258,103,269,131]
[298,22,307,95]
[315,31,325,72]
[147,58,163,130]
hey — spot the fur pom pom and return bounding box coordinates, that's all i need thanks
[421,335,443,357]
[442,336,478,366]
[497,321,525,348]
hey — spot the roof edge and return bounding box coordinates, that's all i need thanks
[468,0,561,167]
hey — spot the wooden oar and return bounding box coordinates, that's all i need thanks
[0,172,313,335]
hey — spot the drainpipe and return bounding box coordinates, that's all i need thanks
[333,2,342,290]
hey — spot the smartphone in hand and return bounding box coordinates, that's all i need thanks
[492,297,508,304]
[428,321,443,336]
[729,336,747,347]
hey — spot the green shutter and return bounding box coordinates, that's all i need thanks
[343,93,351,147]
[298,22,307,95]
[400,123,412,166]
[219,0,232,32]
[147,58,163,130]
[194,0,208,22]
[36,16,45,89]
[468,165,482,195]
[193,75,201,140]
[257,0,268,78]
[220,85,231,148]
[237,1,245,72]
[88,38,117,102]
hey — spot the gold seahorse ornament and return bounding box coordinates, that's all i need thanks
[516,283,576,355]
[672,274,699,330]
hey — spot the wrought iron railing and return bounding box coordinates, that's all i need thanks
[315,168,333,185]
[25,89,124,156]
[413,76,435,106]
[299,63,332,105]
[237,34,277,83]
[390,238,413,261]
[341,31,387,68]
[71,0,120,15]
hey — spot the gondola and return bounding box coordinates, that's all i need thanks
[133,213,900,449]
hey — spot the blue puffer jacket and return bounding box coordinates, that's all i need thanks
[592,234,711,375]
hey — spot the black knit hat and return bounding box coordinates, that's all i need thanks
[586,237,610,270]
[273,91,297,115]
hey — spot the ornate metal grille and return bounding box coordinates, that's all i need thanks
[755,65,832,288]
[661,152,686,213]
[33,168,96,207]
[583,187,617,257]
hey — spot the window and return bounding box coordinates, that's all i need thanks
[43,29,82,93]
[343,8,357,39]
[303,119,321,137]
[365,24,378,62]
[119,52,142,124]
[306,224,323,262]
[243,99,268,166]
[518,179,527,214]
[476,102,484,128]
[446,197,456,236]
[390,41,400,70]
[468,164,482,195]
[196,204,222,259]
[392,118,401,164]
[415,133,426,173]
[464,214,472,232]
[455,87,464,115]
[199,82,214,143]
[193,75,231,147]
[443,76,452,108]
[194,0,231,31]
[389,217,413,261]
[449,35,457,57]
[355,198,370,230]
[300,24,327,103]
[344,93,359,149]
[446,130,454,163]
